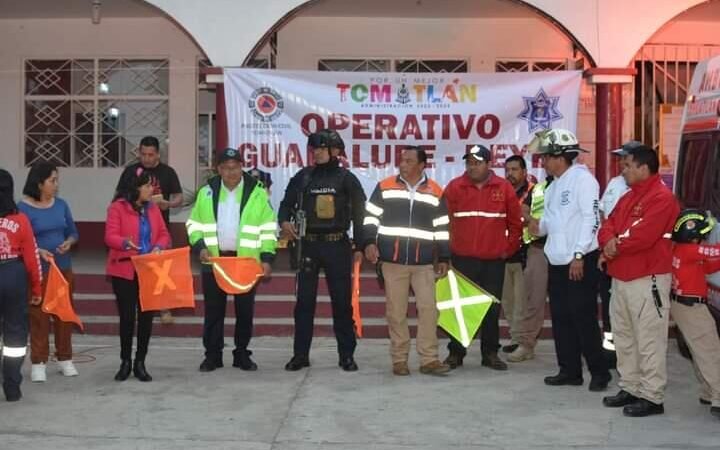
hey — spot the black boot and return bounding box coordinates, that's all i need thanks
[443,353,464,370]
[232,350,258,371]
[3,384,22,402]
[285,355,310,371]
[338,355,358,372]
[623,398,664,417]
[114,359,132,381]
[603,390,638,407]
[133,360,152,382]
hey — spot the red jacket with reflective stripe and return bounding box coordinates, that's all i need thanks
[672,243,720,297]
[443,172,523,260]
[598,174,679,281]
[0,212,42,297]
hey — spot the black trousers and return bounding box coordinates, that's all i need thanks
[547,250,609,378]
[0,261,28,391]
[599,269,613,333]
[294,239,356,358]
[447,255,505,357]
[201,270,256,362]
[111,276,154,362]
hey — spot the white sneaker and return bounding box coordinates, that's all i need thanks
[57,360,79,377]
[507,345,535,363]
[31,363,47,382]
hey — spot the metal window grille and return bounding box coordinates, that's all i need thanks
[24,58,169,167]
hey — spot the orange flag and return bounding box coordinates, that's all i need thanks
[352,259,363,337]
[42,258,83,332]
[207,257,264,294]
[131,247,195,312]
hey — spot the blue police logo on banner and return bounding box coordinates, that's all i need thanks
[249,87,284,122]
[518,87,563,133]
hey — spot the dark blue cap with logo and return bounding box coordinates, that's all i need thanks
[217,147,243,164]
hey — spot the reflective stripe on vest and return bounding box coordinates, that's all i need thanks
[523,181,548,244]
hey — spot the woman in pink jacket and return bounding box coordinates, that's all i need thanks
[105,168,171,382]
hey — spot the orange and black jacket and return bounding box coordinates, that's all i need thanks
[363,174,450,265]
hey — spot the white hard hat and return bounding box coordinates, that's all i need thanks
[527,128,587,155]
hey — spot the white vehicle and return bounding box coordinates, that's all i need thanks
[675,54,720,339]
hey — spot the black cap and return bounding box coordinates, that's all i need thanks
[307,132,330,149]
[249,168,272,188]
[611,140,644,157]
[463,145,492,162]
[217,147,242,164]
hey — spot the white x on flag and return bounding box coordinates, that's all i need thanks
[436,269,497,348]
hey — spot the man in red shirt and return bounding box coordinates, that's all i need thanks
[442,145,523,371]
[598,145,679,417]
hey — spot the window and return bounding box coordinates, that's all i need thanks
[318,58,468,73]
[24,58,169,167]
[676,136,711,208]
[396,59,468,73]
[709,138,720,217]
[495,60,568,73]
[318,59,391,72]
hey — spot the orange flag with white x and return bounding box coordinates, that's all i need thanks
[43,258,83,331]
[131,247,195,312]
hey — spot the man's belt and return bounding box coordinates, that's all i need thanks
[219,251,236,257]
[303,232,346,242]
[671,292,706,306]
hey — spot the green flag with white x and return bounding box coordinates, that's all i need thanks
[435,269,497,348]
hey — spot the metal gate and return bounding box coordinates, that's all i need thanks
[634,43,720,150]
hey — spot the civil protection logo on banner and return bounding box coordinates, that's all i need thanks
[249,87,284,122]
[517,87,563,132]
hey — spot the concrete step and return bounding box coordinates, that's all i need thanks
[78,315,555,339]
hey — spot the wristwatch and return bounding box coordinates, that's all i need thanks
[573,252,583,261]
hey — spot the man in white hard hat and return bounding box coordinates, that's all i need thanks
[527,128,611,392]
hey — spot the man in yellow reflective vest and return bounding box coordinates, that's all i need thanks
[500,155,534,355]
[507,173,552,362]
[186,148,277,372]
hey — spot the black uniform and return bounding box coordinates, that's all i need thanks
[278,158,366,361]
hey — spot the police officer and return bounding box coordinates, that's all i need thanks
[279,130,367,371]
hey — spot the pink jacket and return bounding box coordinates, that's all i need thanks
[105,199,171,280]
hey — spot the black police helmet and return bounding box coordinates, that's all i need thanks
[672,209,716,243]
[307,132,330,149]
[320,128,345,150]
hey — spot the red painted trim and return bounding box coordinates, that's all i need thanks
[683,119,720,133]
[200,66,223,76]
[609,84,623,177]
[584,67,637,77]
[595,84,610,192]
[215,84,229,153]
[74,222,188,252]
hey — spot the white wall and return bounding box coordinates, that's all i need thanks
[276,17,573,71]
[146,0,710,68]
[0,17,204,222]
[649,20,720,47]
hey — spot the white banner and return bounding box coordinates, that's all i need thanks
[225,69,582,208]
